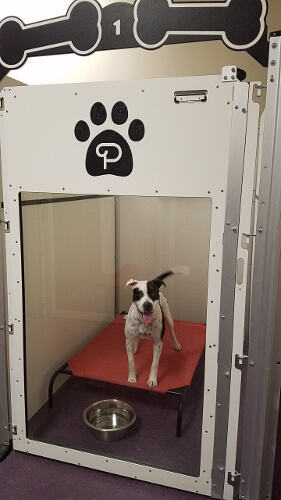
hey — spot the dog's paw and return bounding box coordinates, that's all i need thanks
[128,374,137,384]
[147,377,157,389]
[173,340,182,351]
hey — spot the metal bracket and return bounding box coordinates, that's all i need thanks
[235,354,249,371]
[222,66,237,82]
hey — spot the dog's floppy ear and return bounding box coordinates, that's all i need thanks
[153,278,166,289]
[125,279,139,289]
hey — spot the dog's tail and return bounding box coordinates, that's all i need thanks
[153,265,190,284]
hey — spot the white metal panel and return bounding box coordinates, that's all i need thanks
[0,76,232,197]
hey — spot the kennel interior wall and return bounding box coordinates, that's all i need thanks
[20,192,211,418]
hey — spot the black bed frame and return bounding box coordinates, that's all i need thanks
[48,363,190,438]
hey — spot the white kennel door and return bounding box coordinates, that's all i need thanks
[0,75,259,499]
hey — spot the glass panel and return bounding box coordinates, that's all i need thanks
[21,192,211,477]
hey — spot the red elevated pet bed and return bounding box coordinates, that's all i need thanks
[48,316,205,436]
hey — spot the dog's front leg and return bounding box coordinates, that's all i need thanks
[126,339,137,384]
[148,339,163,388]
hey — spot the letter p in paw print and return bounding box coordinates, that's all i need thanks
[74,101,145,177]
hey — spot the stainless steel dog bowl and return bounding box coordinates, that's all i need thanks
[83,399,136,442]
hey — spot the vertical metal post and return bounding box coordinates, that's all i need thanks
[211,83,250,499]
[239,34,281,500]
[0,216,11,460]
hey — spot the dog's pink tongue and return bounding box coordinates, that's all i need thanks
[143,313,153,325]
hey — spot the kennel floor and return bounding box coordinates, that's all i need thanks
[28,351,205,477]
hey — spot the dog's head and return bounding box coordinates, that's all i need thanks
[126,278,166,325]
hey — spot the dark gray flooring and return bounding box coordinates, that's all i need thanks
[1,350,280,499]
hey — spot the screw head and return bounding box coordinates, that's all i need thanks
[270,60,276,66]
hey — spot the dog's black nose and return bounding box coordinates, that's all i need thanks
[143,300,153,313]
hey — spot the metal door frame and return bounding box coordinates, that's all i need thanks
[0,204,11,460]
[239,33,281,500]
[0,73,259,499]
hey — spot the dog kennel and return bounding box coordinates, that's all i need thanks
[1,35,281,500]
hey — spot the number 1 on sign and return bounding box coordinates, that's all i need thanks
[113,19,121,35]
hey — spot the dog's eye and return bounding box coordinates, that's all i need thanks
[150,290,159,300]
[133,289,143,301]
[147,285,159,301]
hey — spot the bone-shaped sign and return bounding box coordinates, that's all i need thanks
[0,0,101,69]
[133,0,266,50]
[0,0,269,72]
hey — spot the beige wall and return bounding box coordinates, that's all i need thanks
[116,196,212,323]
[21,194,116,417]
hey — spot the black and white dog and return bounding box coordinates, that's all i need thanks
[125,266,189,388]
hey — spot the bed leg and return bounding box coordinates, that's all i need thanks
[48,363,69,408]
[176,386,189,437]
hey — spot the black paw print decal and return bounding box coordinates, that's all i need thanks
[74,101,145,177]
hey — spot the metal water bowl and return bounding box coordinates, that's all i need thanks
[83,399,136,442]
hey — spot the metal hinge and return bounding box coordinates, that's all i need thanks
[222,66,237,82]
[0,219,10,233]
[235,354,249,371]
[174,90,207,103]
[228,470,241,496]
[6,323,14,334]
[0,323,14,334]
[241,233,256,251]
[11,424,17,435]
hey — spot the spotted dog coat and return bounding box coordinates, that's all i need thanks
[125,266,189,388]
